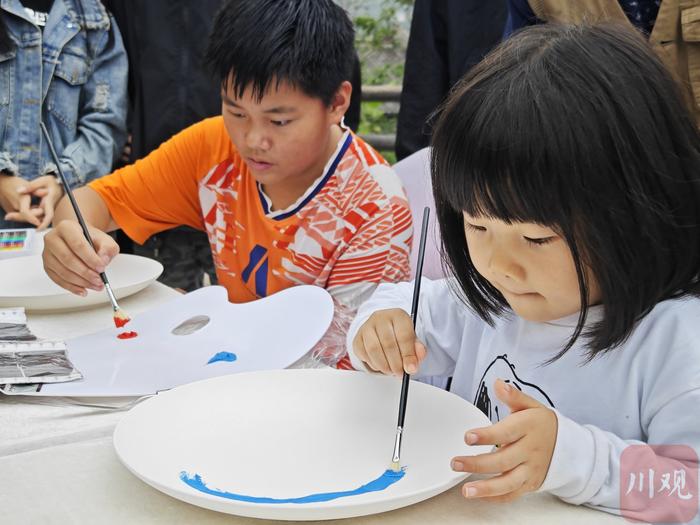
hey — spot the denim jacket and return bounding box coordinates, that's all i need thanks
[0,0,127,193]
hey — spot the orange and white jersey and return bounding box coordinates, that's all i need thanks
[90,117,412,308]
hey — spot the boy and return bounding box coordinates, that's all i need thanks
[42,0,412,313]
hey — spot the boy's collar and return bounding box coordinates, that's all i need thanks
[257,123,352,220]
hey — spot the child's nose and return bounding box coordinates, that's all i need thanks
[244,126,271,151]
[488,245,525,282]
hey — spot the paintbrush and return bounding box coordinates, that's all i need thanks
[40,122,130,328]
[390,206,430,473]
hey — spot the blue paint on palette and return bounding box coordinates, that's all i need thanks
[179,468,406,504]
[207,352,237,365]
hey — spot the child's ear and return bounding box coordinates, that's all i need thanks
[328,81,352,123]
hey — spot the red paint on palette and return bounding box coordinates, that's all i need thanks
[117,331,138,340]
[114,316,130,328]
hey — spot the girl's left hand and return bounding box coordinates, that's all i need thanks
[6,175,65,230]
[451,378,558,503]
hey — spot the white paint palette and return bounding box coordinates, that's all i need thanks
[113,369,492,520]
[0,253,163,311]
[28,285,334,397]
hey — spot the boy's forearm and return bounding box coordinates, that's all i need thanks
[53,186,118,232]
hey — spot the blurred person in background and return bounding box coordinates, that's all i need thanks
[396,0,507,160]
[0,0,127,229]
[503,0,700,126]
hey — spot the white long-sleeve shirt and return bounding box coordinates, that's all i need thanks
[347,278,700,518]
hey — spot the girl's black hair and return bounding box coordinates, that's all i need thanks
[431,23,700,362]
[204,0,355,106]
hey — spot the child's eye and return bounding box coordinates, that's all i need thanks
[465,223,487,233]
[271,119,291,127]
[524,236,554,246]
[229,111,246,119]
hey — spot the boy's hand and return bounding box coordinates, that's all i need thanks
[451,379,558,503]
[42,220,119,296]
[352,309,427,376]
[0,174,42,227]
[8,175,65,230]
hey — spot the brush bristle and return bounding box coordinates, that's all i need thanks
[390,461,401,473]
[114,309,129,320]
[113,309,131,328]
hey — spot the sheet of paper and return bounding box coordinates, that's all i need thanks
[21,285,333,397]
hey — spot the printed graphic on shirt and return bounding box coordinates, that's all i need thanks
[24,7,49,27]
[474,354,555,422]
[198,132,412,304]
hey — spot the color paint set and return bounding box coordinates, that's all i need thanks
[0,228,34,257]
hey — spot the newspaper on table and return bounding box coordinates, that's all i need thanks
[0,308,82,393]
[0,307,36,341]
[0,340,82,385]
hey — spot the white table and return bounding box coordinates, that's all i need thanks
[0,282,180,457]
[0,283,626,524]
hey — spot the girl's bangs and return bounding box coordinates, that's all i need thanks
[433,112,574,229]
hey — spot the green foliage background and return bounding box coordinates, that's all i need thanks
[338,0,413,162]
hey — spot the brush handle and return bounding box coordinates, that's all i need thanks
[396,206,430,429]
[40,122,111,288]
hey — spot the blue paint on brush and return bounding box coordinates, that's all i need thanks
[179,468,406,504]
[207,352,237,365]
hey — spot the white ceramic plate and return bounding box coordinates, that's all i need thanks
[0,253,163,311]
[114,369,492,521]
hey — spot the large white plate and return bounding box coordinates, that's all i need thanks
[114,369,492,521]
[0,253,163,311]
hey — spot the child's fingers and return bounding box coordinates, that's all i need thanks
[43,264,88,297]
[352,332,369,364]
[452,443,524,475]
[21,176,50,193]
[461,464,528,499]
[4,207,44,221]
[465,416,527,447]
[360,330,392,374]
[43,249,99,293]
[32,188,49,198]
[415,340,427,362]
[92,231,120,266]
[375,321,405,376]
[15,194,41,226]
[391,313,420,374]
[37,197,55,231]
[42,228,105,290]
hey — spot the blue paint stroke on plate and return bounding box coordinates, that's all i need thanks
[179,468,406,504]
[207,352,237,365]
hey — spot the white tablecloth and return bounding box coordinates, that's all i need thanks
[0,282,180,457]
[0,282,626,524]
[0,436,625,525]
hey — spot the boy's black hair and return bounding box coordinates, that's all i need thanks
[431,23,700,362]
[204,0,355,105]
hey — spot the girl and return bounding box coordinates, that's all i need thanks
[0,0,127,229]
[348,24,700,521]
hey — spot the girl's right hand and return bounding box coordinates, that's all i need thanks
[42,220,119,296]
[352,309,427,376]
